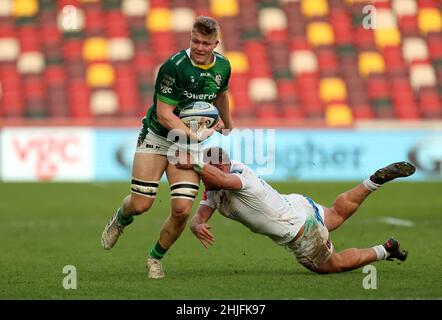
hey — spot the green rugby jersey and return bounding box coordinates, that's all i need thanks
[142,49,231,138]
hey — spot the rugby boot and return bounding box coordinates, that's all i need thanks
[383,237,408,261]
[101,211,127,250]
[147,257,165,279]
[370,162,416,184]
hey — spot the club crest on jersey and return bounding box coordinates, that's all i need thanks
[215,74,222,86]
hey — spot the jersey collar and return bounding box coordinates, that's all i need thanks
[186,48,216,70]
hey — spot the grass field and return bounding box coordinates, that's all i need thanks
[1,181,441,300]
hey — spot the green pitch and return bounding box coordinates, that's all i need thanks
[1,181,441,299]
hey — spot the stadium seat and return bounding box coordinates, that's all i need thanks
[307,22,334,47]
[224,51,249,74]
[402,37,429,64]
[398,15,419,36]
[17,52,45,74]
[146,8,172,32]
[249,78,277,102]
[352,103,374,120]
[45,65,66,85]
[90,89,119,115]
[392,0,417,17]
[108,38,134,61]
[427,33,442,60]
[210,0,239,17]
[122,0,149,17]
[56,6,85,33]
[372,98,396,119]
[317,47,339,75]
[106,11,129,37]
[301,0,329,18]
[290,50,318,75]
[319,77,347,103]
[0,38,20,61]
[12,0,39,17]
[353,25,375,49]
[82,37,108,62]
[419,87,441,118]
[330,8,352,45]
[0,0,12,16]
[258,7,287,34]
[374,28,401,48]
[171,8,195,32]
[418,8,442,35]
[325,103,353,127]
[391,78,419,119]
[86,63,115,87]
[68,79,90,118]
[367,75,390,100]
[382,46,406,75]
[84,7,105,36]
[376,9,397,29]
[410,64,437,91]
[358,52,385,77]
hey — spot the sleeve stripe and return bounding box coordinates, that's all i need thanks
[157,94,179,106]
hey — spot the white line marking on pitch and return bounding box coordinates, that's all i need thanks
[380,217,415,227]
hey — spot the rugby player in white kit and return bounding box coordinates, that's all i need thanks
[176,147,414,274]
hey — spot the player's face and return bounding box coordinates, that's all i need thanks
[190,31,219,65]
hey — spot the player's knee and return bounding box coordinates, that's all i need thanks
[171,202,192,222]
[131,197,154,215]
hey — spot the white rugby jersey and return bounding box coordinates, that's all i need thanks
[200,161,309,245]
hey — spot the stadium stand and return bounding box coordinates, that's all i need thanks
[0,0,440,125]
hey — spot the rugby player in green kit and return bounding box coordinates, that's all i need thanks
[101,16,233,279]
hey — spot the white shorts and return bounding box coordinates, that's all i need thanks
[285,197,333,272]
[136,129,204,157]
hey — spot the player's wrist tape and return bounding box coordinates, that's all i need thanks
[193,161,205,173]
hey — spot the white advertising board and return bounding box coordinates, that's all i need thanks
[1,127,94,181]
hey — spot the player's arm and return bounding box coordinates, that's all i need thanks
[156,100,199,141]
[175,154,242,190]
[195,162,242,191]
[190,204,216,248]
[157,100,214,142]
[212,90,233,135]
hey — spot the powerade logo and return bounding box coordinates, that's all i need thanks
[183,90,217,100]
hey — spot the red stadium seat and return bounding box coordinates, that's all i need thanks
[419,87,441,118]
[255,102,280,119]
[352,103,374,120]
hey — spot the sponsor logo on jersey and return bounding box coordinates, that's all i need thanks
[183,90,217,100]
[200,72,211,77]
[162,74,176,86]
[160,84,172,94]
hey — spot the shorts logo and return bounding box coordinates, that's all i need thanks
[146,143,160,150]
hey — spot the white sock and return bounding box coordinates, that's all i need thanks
[373,245,388,260]
[363,178,382,191]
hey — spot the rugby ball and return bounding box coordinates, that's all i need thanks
[179,101,219,131]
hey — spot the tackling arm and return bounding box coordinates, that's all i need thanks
[196,163,242,191]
